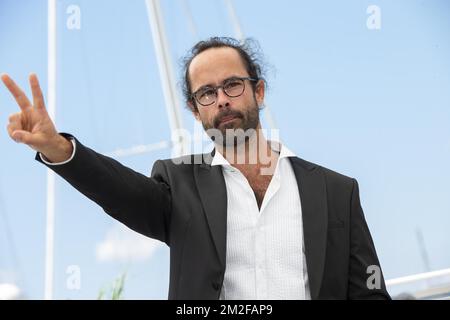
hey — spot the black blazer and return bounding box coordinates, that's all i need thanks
[36,134,390,300]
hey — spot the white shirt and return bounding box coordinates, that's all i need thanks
[212,141,311,300]
[41,139,311,299]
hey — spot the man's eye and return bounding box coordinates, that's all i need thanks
[225,80,241,89]
[199,89,215,98]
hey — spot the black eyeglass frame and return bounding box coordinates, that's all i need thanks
[190,76,259,107]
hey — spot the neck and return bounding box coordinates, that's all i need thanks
[215,125,279,175]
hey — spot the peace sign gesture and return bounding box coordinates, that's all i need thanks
[2,73,73,163]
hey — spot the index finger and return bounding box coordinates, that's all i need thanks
[29,73,46,110]
[1,73,32,111]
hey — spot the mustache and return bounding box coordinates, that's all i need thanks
[213,110,243,128]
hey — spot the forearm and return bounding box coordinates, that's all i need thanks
[35,134,171,243]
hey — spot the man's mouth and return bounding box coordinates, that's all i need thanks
[219,115,240,125]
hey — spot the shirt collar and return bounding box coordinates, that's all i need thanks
[211,140,296,167]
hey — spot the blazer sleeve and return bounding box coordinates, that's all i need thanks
[35,133,172,245]
[347,178,391,299]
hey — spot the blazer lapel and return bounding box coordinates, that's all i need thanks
[290,157,328,300]
[194,152,228,269]
[193,153,328,298]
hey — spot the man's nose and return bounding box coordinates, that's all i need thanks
[216,87,231,109]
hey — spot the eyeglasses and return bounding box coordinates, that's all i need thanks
[191,76,258,107]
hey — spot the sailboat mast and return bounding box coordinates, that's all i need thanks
[45,0,57,301]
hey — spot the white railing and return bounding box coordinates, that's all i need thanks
[386,267,450,300]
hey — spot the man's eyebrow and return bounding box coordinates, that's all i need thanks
[194,75,242,92]
[195,83,214,92]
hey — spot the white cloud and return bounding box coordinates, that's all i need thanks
[96,224,164,263]
[0,283,21,300]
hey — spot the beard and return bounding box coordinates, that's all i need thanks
[201,99,260,147]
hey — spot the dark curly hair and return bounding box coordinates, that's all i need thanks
[180,37,267,113]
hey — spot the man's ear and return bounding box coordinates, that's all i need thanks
[255,79,265,107]
[188,101,201,121]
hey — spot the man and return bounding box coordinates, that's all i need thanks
[2,37,390,300]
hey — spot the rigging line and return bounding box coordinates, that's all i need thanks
[78,2,155,152]
[416,228,432,272]
[179,0,198,39]
[105,139,172,158]
[223,0,244,41]
[104,133,210,158]
[223,0,278,131]
[78,11,101,147]
[145,0,187,156]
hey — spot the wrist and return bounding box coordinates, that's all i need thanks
[42,134,73,163]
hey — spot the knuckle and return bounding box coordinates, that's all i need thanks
[7,122,19,133]
[8,112,20,122]
[6,125,13,137]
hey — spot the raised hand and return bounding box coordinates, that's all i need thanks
[2,73,73,162]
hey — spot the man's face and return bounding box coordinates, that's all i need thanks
[188,47,265,144]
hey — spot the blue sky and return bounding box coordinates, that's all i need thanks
[1,0,449,299]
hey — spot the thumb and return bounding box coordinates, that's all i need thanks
[12,130,35,145]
